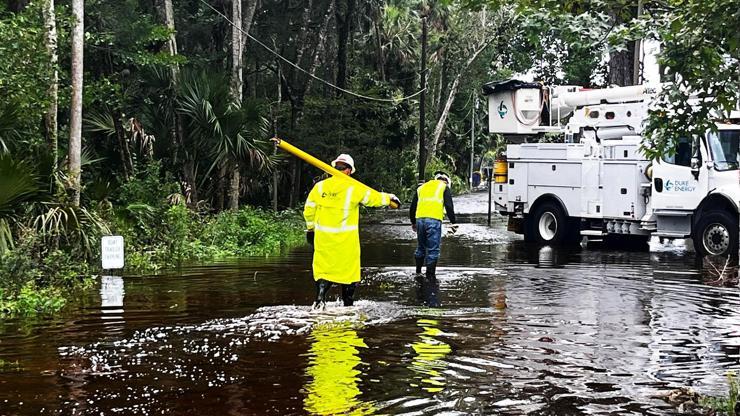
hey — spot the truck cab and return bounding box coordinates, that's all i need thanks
[484,79,740,256]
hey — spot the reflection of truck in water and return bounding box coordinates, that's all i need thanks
[484,79,740,256]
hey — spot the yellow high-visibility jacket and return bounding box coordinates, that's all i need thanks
[304,175,392,284]
[415,180,447,221]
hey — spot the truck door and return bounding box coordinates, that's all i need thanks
[651,137,709,210]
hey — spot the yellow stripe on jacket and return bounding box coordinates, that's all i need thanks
[304,176,391,284]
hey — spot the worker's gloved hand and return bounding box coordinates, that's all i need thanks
[306,230,315,247]
[389,194,401,208]
[412,223,417,233]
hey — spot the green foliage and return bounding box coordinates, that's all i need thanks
[200,207,304,257]
[642,0,740,160]
[700,372,739,415]
[116,162,180,207]
[0,2,51,140]
[0,234,91,317]
[33,203,110,260]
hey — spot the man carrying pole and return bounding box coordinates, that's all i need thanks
[409,171,457,280]
[303,154,401,310]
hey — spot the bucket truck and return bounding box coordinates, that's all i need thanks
[484,79,740,256]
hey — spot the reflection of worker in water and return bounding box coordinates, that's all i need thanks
[416,274,441,307]
[409,171,456,280]
[409,319,451,393]
[303,323,374,415]
[304,154,401,310]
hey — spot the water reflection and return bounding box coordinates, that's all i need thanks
[415,276,441,307]
[303,322,374,415]
[700,255,739,286]
[535,246,563,268]
[409,319,452,393]
[100,276,124,310]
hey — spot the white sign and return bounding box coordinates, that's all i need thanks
[101,235,125,269]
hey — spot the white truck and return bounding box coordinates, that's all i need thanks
[483,79,740,256]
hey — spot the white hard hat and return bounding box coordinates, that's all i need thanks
[434,171,451,186]
[331,154,356,173]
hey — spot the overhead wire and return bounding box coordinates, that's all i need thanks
[199,0,426,103]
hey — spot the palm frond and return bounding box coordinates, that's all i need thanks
[84,110,117,137]
[0,153,41,218]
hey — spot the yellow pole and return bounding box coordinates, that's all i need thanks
[271,137,399,209]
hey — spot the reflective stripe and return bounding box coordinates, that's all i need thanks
[314,224,359,233]
[361,190,370,205]
[305,201,316,207]
[317,182,324,194]
[381,193,388,206]
[434,182,445,199]
[341,186,354,228]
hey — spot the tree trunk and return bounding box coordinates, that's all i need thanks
[228,0,244,210]
[608,47,635,87]
[113,114,132,181]
[304,0,335,96]
[156,0,184,177]
[69,0,84,206]
[373,20,385,82]
[42,0,58,185]
[427,40,493,162]
[417,15,427,183]
[607,8,636,87]
[240,0,258,50]
[230,0,244,106]
[335,0,354,93]
[291,0,314,86]
[229,163,240,210]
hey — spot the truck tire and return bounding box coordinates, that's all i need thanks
[693,210,739,257]
[526,201,577,245]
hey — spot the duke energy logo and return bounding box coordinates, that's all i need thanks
[665,179,696,192]
[498,101,508,119]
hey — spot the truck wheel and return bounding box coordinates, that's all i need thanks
[527,201,573,244]
[693,210,739,257]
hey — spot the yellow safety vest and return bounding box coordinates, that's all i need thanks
[303,176,392,284]
[415,180,447,221]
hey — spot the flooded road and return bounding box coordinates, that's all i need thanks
[3,191,740,415]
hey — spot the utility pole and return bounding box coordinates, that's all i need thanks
[470,92,475,188]
[417,13,428,183]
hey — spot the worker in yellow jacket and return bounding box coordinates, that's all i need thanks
[409,171,456,280]
[304,154,400,310]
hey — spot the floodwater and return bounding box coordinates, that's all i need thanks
[3,192,740,415]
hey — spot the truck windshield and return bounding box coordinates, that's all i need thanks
[709,130,740,171]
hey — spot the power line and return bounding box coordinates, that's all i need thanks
[199,0,426,103]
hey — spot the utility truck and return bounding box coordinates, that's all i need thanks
[483,79,740,256]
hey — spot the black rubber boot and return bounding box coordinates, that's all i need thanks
[426,261,437,280]
[415,257,425,274]
[341,283,357,306]
[312,279,332,311]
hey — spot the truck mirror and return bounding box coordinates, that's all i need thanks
[690,156,700,180]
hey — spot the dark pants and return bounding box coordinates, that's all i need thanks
[315,279,357,306]
[414,218,442,265]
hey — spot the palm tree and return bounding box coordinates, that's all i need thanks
[177,72,271,210]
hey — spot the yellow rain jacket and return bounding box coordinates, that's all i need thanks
[304,175,392,284]
[415,180,447,220]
